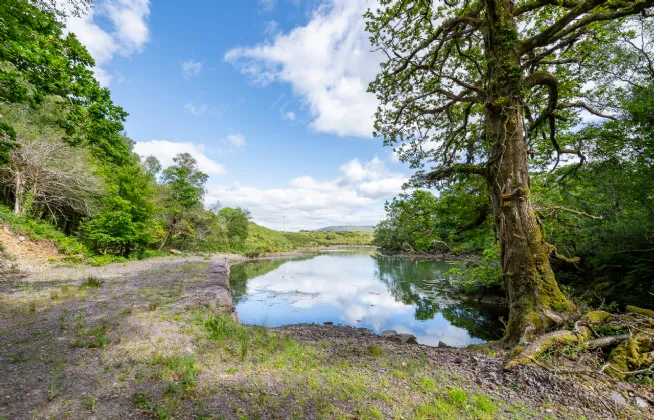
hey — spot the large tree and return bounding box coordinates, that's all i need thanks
[367,0,654,343]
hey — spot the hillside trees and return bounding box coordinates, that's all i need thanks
[219,207,252,251]
[0,103,104,218]
[156,153,209,250]
[367,0,654,343]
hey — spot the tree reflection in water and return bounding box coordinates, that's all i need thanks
[230,251,507,344]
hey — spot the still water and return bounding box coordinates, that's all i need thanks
[230,249,507,347]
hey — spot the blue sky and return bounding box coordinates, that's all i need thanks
[64,0,411,231]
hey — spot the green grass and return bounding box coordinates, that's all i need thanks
[414,388,498,419]
[125,310,558,419]
[80,277,103,289]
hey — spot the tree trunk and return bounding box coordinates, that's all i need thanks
[14,171,22,215]
[483,0,575,344]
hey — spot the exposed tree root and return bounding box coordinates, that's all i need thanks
[505,307,654,387]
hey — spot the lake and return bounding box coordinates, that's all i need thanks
[230,249,507,347]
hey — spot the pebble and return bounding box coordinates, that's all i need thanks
[635,397,650,409]
[610,391,628,407]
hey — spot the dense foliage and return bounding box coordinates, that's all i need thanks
[368,0,654,340]
[374,78,654,307]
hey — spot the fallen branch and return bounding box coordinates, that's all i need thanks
[584,334,630,349]
[601,362,654,377]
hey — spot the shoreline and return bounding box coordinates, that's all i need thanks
[0,255,650,418]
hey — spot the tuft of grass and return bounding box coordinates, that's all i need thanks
[448,387,468,406]
[71,315,110,348]
[82,395,97,413]
[415,375,437,393]
[80,277,104,289]
[414,389,498,419]
[367,344,384,357]
[146,354,199,395]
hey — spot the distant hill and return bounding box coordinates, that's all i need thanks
[315,226,375,233]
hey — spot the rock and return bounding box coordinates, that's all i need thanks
[19,236,25,242]
[635,397,650,409]
[381,330,397,338]
[168,249,182,255]
[611,391,628,407]
[453,357,464,364]
[393,333,418,344]
[437,341,454,349]
[323,322,334,325]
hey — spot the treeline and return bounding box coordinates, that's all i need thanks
[0,0,299,262]
[374,80,654,308]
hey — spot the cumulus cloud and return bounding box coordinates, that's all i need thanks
[206,156,407,230]
[181,59,203,78]
[225,0,381,137]
[133,140,226,175]
[64,0,151,86]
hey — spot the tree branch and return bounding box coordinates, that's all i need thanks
[422,164,488,182]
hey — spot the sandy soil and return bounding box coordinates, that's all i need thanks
[0,224,63,272]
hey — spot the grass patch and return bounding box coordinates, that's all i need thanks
[71,315,110,348]
[367,344,384,357]
[80,277,103,289]
[415,388,498,419]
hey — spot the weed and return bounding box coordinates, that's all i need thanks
[146,354,199,394]
[80,277,103,289]
[448,387,468,406]
[48,367,64,400]
[82,395,97,413]
[238,328,249,361]
[367,344,384,357]
[415,375,437,393]
[72,315,110,348]
[7,351,30,363]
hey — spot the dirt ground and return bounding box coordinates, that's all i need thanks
[0,255,652,419]
[0,224,63,272]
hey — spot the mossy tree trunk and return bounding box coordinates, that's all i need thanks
[483,0,576,344]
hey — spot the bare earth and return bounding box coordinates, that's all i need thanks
[0,255,651,419]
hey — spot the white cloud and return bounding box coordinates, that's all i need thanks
[184,103,208,116]
[225,0,381,137]
[340,156,387,183]
[134,140,226,175]
[63,0,151,86]
[226,133,246,149]
[258,0,277,12]
[206,156,407,230]
[181,59,203,78]
[283,111,296,121]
